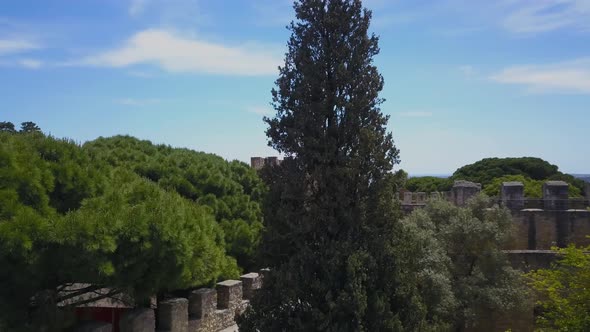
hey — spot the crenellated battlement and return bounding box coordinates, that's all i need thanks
[401,180,590,272]
[73,271,264,332]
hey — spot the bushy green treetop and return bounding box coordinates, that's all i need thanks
[84,135,265,268]
[405,195,530,330]
[527,241,590,331]
[0,131,251,330]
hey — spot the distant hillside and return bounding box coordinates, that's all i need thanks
[571,174,590,183]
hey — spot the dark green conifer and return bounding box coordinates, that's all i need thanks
[237,1,453,330]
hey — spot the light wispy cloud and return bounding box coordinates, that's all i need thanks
[397,111,433,118]
[490,57,590,94]
[129,0,149,17]
[18,58,42,69]
[115,98,162,106]
[73,29,281,76]
[502,0,590,34]
[459,65,476,78]
[249,0,294,27]
[246,106,274,116]
[360,0,590,35]
[0,39,40,55]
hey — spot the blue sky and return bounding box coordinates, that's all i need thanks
[1,0,589,174]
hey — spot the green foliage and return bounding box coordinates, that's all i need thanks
[58,170,239,299]
[406,176,453,193]
[527,242,590,331]
[0,132,106,218]
[0,131,246,329]
[452,157,559,185]
[83,136,266,269]
[483,175,544,198]
[20,121,41,133]
[238,0,461,330]
[407,195,530,330]
[0,121,16,133]
[452,157,585,197]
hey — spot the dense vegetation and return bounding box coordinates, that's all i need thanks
[527,241,590,330]
[84,136,265,269]
[240,0,413,329]
[452,157,585,197]
[403,196,529,330]
[0,125,264,330]
[405,176,453,193]
[237,1,528,330]
[405,157,585,198]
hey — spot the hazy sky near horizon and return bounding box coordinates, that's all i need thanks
[1,0,589,174]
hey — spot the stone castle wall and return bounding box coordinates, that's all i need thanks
[74,272,263,332]
[74,180,588,332]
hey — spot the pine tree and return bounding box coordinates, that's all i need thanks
[237,1,451,330]
[0,121,16,133]
[20,121,41,133]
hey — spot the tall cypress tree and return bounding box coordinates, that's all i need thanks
[239,1,448,330]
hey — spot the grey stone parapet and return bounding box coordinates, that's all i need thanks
[543,181,569,210]
[240,273,262,300]
[501,181,524,210]
[188,288,217,319]
[120,308,155,332]
[158,298,188,332]
[451,180,481,206]
[216,280,243,310]
[113,271,265,332]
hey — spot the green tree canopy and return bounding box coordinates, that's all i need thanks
[406,176,453,193]
[0,121,16,133]
[83,135,266,269]
[405,195,530,330]
[0,132,244,330]
[20,121,41,133]
[451,157,586,197]
[483,175,544,198]
[527,242,590,331]
[238,1,463,330]
[482,175,582,199]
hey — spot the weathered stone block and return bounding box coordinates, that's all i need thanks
[501,181,524,210]
[74,321,112,332]
[216,280,242,310]
[452,180,481,206]
[402,191,412,204]
[543,181,569,210]
[240,273,261,300]
[415,192,426,203]
[119,308,155,332]
[188,288,217,319]
[158,298,188,332]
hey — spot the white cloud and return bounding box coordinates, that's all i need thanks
[75,29,281,76]
[459,65,476,77]
[129,0,149,17]
[502,0,590,34]
[246,106,274,116]
[397,111,433,118]
[115,98,162,106]
[18,58,42,69]
[490,58,590,94]
[0,39,39,55]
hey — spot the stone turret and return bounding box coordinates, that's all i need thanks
[451,180,481,206]
[501,181,524,210]
[543,181,569,210]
